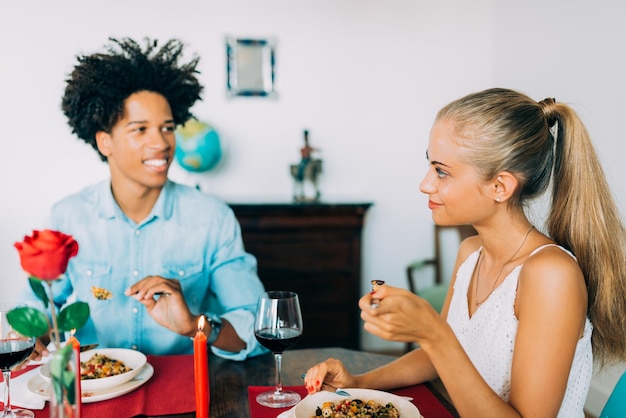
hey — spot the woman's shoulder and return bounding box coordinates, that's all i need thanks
[523,244,581,278]
[457,234,482,260]
[518,243,587,308]
[516,242,588,337]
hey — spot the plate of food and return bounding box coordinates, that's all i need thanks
[40,348,147,391]
[291,388,421,418]
[29,362,154,403]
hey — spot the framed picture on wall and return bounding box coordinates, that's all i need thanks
[226,37,276,98]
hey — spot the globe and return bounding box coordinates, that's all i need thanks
[175,119,222,172]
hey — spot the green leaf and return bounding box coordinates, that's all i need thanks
[57,302,90,333]
[28,277,49,308]
[62,367,77,404]
[6,307,49,338]
[49,344,75,405]
[51,375,64,404]
[49,343,73,378]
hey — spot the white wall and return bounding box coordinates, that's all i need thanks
[1,1,624,414]
[493,1,626,209]
[0,0,495,346]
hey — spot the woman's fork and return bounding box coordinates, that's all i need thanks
[301,374,351,396]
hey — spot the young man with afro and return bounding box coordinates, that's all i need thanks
[27,38,267,360]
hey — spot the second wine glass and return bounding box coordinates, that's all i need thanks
[254,291,303,408]
[1,306,36,418]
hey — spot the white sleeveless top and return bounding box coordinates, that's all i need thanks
[446,245,593,417]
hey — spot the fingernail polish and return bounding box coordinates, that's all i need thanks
[370,279,385,308]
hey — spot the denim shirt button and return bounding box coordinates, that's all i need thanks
[131,344,138,350]
[135,230,141,236]
[86,270,93,277]
[132,307,139,314]
[132,270,139,277]
[178,270,185,277]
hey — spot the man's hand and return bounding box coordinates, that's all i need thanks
[125,276,197,336]
[14,338,49,371]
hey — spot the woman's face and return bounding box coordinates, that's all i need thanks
[419,119,491,226]
[97,90,176,193]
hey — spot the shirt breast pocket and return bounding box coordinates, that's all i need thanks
[160,262,203,282]
[160,261,206,308]
[70,261,116,306]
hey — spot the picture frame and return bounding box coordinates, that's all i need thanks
[226,37,276,98]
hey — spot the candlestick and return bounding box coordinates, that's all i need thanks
[68,335,82,417]
[194,315,209,417]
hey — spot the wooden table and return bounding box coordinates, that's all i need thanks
[208,347,457,418]
[21,348,456,418]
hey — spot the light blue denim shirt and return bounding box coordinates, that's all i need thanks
[32,179,266,360]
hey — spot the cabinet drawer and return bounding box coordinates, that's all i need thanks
[244,235,356,271]
[295,309,358,349]
[261,273,357,306]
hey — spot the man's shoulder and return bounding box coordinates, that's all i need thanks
[52,181,107,212]
[168,181,231,211]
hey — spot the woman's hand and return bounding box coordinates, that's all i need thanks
[359,284,445,347]
[125,275,197,336]
[303,358,357,395]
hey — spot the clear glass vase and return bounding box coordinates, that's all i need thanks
[48,344,80,418]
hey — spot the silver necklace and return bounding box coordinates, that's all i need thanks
[474,226,534,307]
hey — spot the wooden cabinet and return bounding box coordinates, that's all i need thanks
[229,202,372,350]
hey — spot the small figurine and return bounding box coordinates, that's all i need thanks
[290,129,322,201]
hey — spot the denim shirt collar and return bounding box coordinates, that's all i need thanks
[96,179,175,224]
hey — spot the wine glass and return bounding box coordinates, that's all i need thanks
[1,305,36,418]
[254,291,303,408]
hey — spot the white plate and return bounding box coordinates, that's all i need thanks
[40,348,147,391]
[292,388,421,418]
[28,363,154,404]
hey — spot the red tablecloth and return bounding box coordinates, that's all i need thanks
[0,364,38,381]
[248,384,454,418]
[3,355,198,418]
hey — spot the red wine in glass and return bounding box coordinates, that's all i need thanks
[254,327,301,353]
[254,291,303,408]
[0,339,36,371]
[1,307,36,418]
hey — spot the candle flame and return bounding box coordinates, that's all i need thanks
[197,315,206,332]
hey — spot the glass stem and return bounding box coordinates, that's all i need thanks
[273,353,283,395]
[2,370,11,414]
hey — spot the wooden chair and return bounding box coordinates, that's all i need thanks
[405,224,477,352]
[600,370,626,417]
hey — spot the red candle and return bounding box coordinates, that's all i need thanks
[68,335,82,417]
[194,316,209,417]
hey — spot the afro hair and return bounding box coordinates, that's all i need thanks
[61,37,203,161]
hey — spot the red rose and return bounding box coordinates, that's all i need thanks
[14,229,79,280]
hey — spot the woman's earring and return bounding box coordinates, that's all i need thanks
[495,197,501,202]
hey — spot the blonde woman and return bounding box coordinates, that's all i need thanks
[304,88,626,417]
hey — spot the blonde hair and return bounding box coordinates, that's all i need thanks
[437,88,626,365]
